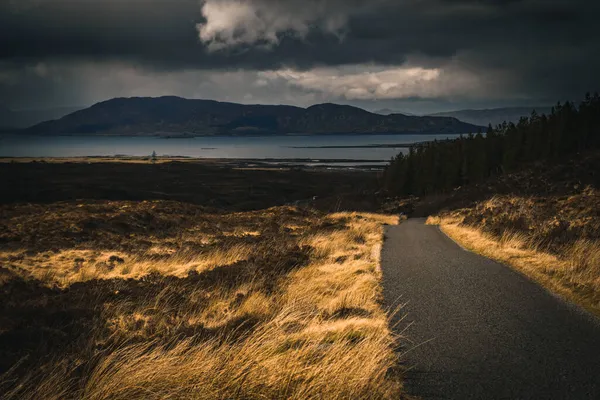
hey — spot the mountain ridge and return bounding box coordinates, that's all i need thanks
[429,106,552,127]
[23,96,482,136]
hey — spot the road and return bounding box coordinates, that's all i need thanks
[381,218,600,399]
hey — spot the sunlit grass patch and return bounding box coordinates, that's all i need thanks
[428,206,600,317]
[0,202,404,399]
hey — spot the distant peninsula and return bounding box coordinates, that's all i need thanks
[22,96,482,136]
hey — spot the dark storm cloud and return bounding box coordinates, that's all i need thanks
[0,0,595,68]
[1,0,202,65]
[1,0,599,109]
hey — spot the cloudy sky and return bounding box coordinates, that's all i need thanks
[1,0,599,114]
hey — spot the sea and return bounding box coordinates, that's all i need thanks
[0,133,463,167]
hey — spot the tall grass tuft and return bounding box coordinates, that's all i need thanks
[0,203,404,399]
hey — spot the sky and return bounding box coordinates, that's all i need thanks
[1,0,599,114]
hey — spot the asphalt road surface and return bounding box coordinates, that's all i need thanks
[381,218,600,399]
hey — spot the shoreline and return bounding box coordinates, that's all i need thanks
[0,156,389,170]
[0,131,474,138]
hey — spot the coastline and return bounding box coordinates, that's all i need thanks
[0,156,389,170]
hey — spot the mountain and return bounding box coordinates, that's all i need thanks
[429,106,552,127]
[0,106,84,129]
[23,96,481,136]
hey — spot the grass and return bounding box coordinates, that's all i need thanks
[427,188,600,317]
[0,160,381,212]
[0,200,403,399]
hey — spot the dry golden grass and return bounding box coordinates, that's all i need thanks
[1,244,255,285]
[428,209,600,317]
[0,202,403,399]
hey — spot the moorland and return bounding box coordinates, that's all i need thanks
[0,161,405,399]
[2,93,600,399]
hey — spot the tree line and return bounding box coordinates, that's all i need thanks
[382,93,600,196]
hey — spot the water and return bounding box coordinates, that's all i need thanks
[0,134,462,163]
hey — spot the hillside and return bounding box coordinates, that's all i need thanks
[425,150,600,316]
[382,92,600,316]
[383,95,600,198]
[429,106,551,126]
[23,96,481,136]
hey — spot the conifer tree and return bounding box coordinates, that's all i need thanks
[382,93,600,196]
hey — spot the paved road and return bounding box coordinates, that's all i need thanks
[381,219,600,400]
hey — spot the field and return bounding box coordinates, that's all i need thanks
[425,152,600,316]
[0,160,381,211]
[0,162,404,399]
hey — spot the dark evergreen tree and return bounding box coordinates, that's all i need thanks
[382,93,600,196]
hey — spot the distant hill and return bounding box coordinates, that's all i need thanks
[429,106,552,127]
[0,105,83,129]
[23,96,482,136]
[373,108,416,116]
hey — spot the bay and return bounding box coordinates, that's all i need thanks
[0,134,463,164]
